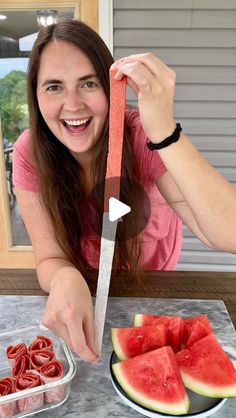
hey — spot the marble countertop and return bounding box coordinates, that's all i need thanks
[0,296,235,418]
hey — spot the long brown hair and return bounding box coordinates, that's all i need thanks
[27,19,141,276]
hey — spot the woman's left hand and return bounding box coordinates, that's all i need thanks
[111,53,176,142]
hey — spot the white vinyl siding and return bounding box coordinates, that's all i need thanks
[113,0,236,271]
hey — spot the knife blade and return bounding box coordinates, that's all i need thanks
[94,214,117,354]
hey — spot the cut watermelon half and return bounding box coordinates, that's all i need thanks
[111,324,167,360]
[176,333,236,398]
[112,346,190,415]
[133,314,183,353]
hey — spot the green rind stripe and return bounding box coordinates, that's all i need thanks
[111,328,127,361]
[181,371,236,398]
[133,314,143,326]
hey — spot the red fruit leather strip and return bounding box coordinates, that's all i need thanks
[30,349,55,369]
[38,359,63,380]
[37,360,64,404]
[28,335,53,353]
[104,69,126,211]
[0,377,17,418]
[15,372,44,413]
[6,342,27,366]
[12,354,30,377]
[0,377,15,395]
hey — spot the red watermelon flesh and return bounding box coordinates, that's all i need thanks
[167,317,184,353]
[111,324,167,361]
[183,315,212,347]
[133,314,183,353]
[176,333,236,398]
[186,320,212,348]
[112,346,190,415]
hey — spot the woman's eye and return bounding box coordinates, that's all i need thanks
[82,81,98,90]
[46,85,62,93]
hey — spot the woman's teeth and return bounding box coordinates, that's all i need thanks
[64,118,90,126]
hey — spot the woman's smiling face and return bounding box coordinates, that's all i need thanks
[37,40,108,162]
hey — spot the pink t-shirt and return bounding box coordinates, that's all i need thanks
[13,110,182,270]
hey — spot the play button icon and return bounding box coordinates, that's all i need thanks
[109,197,131,222]
[89,176,151,241]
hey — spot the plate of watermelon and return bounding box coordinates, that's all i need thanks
[110,313,236,417]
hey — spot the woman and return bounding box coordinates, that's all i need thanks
[13,19,236,363]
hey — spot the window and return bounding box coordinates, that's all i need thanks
[0,0,98,268]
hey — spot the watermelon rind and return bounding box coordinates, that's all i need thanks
[112,362,190,415]
[111,328,127,361]
[133,313,143,326]
[180,372,236,398]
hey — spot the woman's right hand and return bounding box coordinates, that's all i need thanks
[42,268,99,363]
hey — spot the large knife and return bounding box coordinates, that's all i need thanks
[94,70,126,355]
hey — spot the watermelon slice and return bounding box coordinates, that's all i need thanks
[111,324,167,360]
[183,315,212,347]
[133,314,183,353]
[176,333,236,398]
[112,346,190,415]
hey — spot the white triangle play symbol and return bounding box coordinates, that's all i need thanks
[109,197,131,222]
